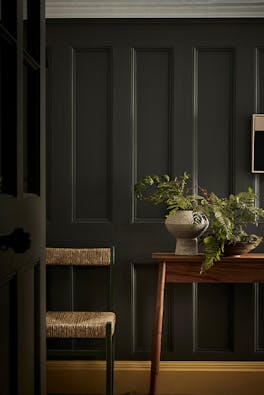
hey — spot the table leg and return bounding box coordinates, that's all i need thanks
[149,261,166,395]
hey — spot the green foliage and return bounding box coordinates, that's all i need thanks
[200,188,264,273]
[201,235,225,272]
[135,174,264,274]
[134,172,202,215]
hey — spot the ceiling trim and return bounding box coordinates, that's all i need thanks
[46,1,264,18]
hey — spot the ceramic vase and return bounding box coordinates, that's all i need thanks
[165,210,209,255]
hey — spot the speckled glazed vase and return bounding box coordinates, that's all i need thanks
[165,210,209,255]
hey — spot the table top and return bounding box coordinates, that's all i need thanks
[151,253,264,283]
[152,252,264,262]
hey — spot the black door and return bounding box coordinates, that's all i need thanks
[0,0,45,394]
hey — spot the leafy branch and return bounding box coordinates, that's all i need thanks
[135,172,202,215]
[199,188,264,272]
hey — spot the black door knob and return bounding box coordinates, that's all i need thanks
[0,228,31,253]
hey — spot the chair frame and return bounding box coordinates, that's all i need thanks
[46,246,115,395]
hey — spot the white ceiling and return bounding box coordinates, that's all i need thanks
[45,0,264,18]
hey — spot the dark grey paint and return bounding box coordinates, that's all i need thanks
[46,19,264,360]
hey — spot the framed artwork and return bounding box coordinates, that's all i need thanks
[252,114,264,173]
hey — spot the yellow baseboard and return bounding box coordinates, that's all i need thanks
[47,360,264,394]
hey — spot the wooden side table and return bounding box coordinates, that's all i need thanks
[150,253,264,395]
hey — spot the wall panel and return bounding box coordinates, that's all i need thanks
[194,284,234,353]
[131,262,173,355]
[72,48,112,223]
[133,48,173,222]
[254,284,264,352]
[131,262,157,353]
[195,48,235,196]
[257,47,264,114]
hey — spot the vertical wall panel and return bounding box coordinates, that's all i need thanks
[133,48,173,221]
[194,284,234,352]
[46,266,72,310]
[131,263,156,353]
[195,49,235,196]
[74,266,108,311]
[255,284,264,352]
[257,48,264,114]
[131,263,172,355]
[72,48,112,223]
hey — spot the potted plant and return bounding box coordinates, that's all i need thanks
[134,172,208,255]
[199,187,264,272]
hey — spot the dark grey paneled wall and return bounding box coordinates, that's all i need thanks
[46,19,264,360]
[196,48,235,195]
[73,48,112,222]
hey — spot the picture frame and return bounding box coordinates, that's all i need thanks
[251,114,264,173]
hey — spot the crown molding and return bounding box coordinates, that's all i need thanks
[46,1,264,18]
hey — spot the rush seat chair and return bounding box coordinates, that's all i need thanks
[46,247,115,395]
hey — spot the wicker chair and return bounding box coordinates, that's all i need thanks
[46,247,115,395]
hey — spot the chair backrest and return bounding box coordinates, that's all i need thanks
[46,247,114,311]
[46,247,112,266]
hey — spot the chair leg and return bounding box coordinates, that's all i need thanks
[106,322,113,395]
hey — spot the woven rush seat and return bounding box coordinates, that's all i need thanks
[46,311,116,339]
